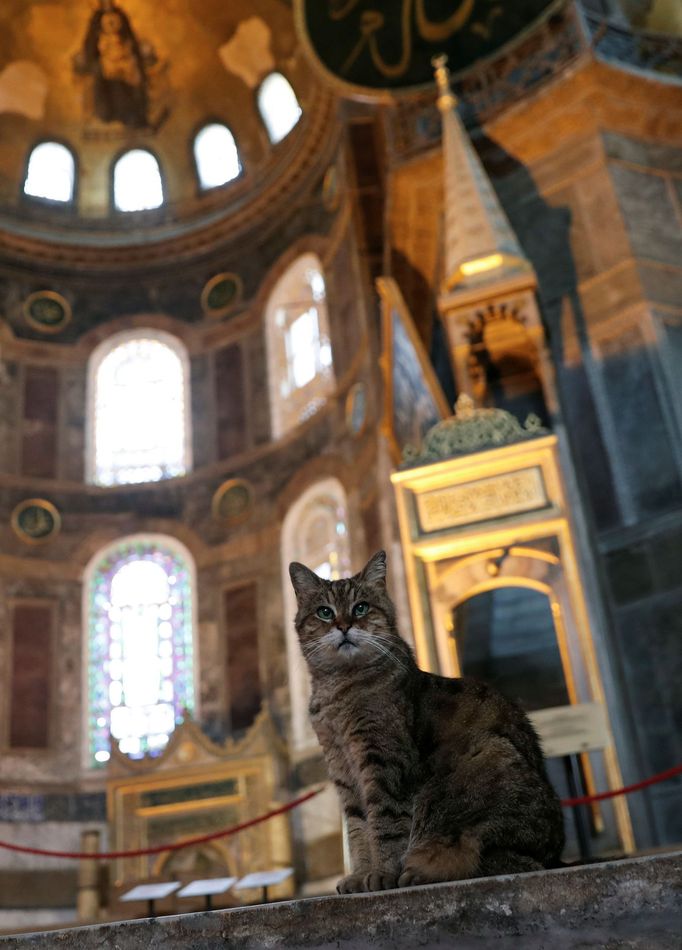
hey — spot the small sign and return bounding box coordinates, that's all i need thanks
[416,467,547,533]
[234,868,293,890]
[177,877,237,898]
[529,703,609,759]
[119,882,181,902]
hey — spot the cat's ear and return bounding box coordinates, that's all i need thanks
[359,550,387,587]
[289,562,323,600]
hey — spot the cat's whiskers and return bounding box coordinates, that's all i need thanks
[303,628,348,665]
[302,638,334,662]
[356,631,410,674]
[366,631,411,663]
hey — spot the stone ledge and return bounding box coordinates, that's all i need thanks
[1,852,680,949]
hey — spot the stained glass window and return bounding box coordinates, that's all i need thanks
[299,496,351,582]
[258,72,302,144]
[89,330,191,486]
[266,253,335,438]
[194,124,241,190]
[113,149,163,212]
[24,142,75,203]
[281,478,351,750]
[87,538,195,767]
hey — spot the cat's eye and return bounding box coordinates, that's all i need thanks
[352,602,369,618]
[316,605,335,621]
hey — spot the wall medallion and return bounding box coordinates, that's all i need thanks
[23,291,72,334]
[296,0,555,94]
[201,273,243,319]
[211,478,254,525]
[346,381,368,437]
[11,498,61,545]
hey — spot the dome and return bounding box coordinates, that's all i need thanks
[0,0,331,243]
[402,394,547,468]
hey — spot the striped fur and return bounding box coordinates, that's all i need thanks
[289,551,564,893]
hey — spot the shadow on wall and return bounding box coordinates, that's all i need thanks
[471,128,682,848]
[473,130,682,531]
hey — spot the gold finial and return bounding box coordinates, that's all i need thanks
[432,53,458,111]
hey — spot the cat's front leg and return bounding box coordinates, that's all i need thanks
[359,757,413,891]
[333,778,373,894]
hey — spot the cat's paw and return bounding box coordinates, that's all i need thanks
[336,873,367,894]
[398,867,429,888]
[362,869,400,892]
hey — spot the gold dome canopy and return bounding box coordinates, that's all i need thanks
[0,0,331,236]
[402,394,548,468]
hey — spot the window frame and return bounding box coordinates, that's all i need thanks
[257,71,302,145]
[192,120,243,192]
[281,477,351,751]
[82,533,199,770]
[85,327,193,487]
[265,252,335,439]
[22,139,77,207]
[111,147,165,213]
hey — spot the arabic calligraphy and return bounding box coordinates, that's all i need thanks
[303,0,554,90]
[334,0,477,78]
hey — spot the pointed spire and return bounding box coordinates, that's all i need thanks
[433,55,531,294]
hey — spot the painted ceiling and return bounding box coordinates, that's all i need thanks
[0,0,300,213]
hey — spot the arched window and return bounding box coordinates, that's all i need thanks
[24,142,75,203]
[281,478,351,750]
[194,123,241,190]
[113,149,163,211]
[87,329,191,486]
[85,536,196,767]
[258,72,302,144]
[265,253,335,438]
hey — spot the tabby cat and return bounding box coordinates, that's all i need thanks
[289,550,564,893]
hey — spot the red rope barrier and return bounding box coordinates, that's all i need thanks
[0,787,323,860]
[1,764,680,860]
[560,762,682,807]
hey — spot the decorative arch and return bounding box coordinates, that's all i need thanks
[466,307,549,423]
[193,123,242,190]
[86,328,192,486]
[83,534,198,769]
[265,252,335,438]
[428,547,578,706]
[257,72,302,144]
[281,477,351,750]
[113,148,164,211]
[24,141,76,203]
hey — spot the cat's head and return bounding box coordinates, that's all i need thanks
[288,550,404,675]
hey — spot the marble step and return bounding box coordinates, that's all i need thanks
[1,851,680,949]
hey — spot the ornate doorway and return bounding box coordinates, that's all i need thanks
[391,414,634,855]
[453,585,569,712]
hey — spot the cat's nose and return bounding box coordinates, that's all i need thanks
[336,619,352,634]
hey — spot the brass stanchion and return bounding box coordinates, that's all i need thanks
[76,829,101,922]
